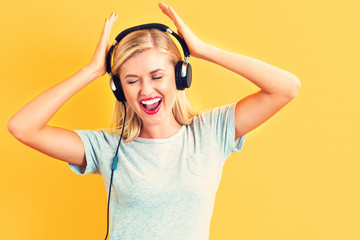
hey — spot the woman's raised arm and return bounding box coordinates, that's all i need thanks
[159,3,301,140]
[7,13,118,166]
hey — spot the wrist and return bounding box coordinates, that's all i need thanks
[82,65,104,80]
[196,43,219,62]
[194,42,211,59]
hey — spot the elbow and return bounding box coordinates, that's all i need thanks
[286,76,301,99]
[7,117,27,141]
[7,117,20,139]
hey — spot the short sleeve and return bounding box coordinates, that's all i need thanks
[208,101,246,158]
[68,130,102,175]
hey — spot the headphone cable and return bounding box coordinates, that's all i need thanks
[104,101,126,240]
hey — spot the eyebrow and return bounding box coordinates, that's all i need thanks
[124,68,164,79]
[149,68,164,74]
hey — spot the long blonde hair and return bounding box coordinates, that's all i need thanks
[108,29,199,142]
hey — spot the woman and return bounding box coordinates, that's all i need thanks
[7,3,300,240]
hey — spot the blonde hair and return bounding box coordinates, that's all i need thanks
[107,29,199,142]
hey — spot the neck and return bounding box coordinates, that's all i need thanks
[138,117,182,139]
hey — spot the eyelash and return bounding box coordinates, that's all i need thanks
[128,76,162,84]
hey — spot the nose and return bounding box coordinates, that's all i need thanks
[140,78,155,97]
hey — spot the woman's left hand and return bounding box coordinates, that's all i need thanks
[158,2,207,58]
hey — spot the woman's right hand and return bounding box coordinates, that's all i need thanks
[87,13,118,79]
[8,13,118,167]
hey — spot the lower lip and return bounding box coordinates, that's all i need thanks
[140,100,162,115]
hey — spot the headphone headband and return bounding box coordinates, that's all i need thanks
[106,23,190,75]
[106,23,192,102]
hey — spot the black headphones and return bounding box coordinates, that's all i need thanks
[105,23,192,102]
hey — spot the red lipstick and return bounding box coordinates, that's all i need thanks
[139,97,162,115]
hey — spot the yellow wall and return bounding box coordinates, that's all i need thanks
[1,0,359,239]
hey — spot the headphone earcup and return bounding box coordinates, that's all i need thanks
[175,61,192,90]
[111,75,126,102]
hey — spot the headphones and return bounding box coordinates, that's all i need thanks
[105,23,192,102]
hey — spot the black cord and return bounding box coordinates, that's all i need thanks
[104,101,126,240]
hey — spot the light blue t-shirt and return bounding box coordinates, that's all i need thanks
[69,102,246,240]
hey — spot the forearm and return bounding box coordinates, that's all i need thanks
[198,43,301,97]
[8,65,99,137]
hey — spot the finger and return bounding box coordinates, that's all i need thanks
[168,5,184,26]
[158,3,176,24]
[105,13,118,28]
[159,3,186,33]
[102,13,118,41]
[105,13,118,31]
[158,2,169,15]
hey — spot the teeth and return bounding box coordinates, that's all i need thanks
[141,98,161,105]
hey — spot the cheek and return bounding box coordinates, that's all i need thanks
[163,74,177,89]
[165,82,178,106]
[160,78,177,100]
[121,85,138,107]
[121,85,130,100]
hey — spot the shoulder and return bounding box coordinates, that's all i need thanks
[192,102,237,125]
[186,102,237,138]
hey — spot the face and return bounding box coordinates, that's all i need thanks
[119,48,178,127]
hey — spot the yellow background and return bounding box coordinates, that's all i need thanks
[1,0,359,239]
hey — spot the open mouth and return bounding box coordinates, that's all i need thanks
[140,97,162,115]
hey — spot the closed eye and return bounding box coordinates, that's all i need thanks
[127,80,138,84]
[152,76,162,80]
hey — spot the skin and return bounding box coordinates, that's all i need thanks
[7,3,300,168]
[119,48,181,139]
[158,2,301,140]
